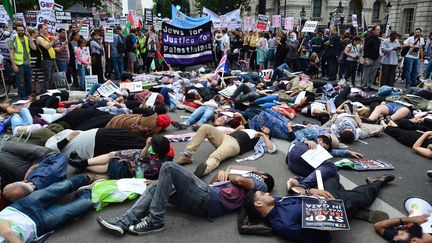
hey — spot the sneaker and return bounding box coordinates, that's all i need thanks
[171,121,188,130]
[194,163,208,178]
[366,174,395,185]
[175,155,192,165]
[96,216,127,236]
[354,209,389,223]
[427,170,432,179]
[128,217,165,235]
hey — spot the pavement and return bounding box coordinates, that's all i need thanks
[45,106,432,243]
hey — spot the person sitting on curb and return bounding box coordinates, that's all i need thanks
[176,124,276,177]
[374,214,432,242]
[243,174,395,243]
[96,162,274,236]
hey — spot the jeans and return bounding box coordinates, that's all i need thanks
[376,85,401,97]
[55,60,68,72]
[230,83,260,102]
[403,57,419,87]
[271,63,292,81]
[160,87,178,109]
[117,163,209,227]
[10,176,91,235]
[9,108,33,132]
[254,94,278,105]
[361,59,380,88]
[426,60,432,79]
[111,56,124,80]
[78,64,88,91]
[41,60,55,92]
[15,64,32,99]
[187,105,216,125]
[286,143,338,189]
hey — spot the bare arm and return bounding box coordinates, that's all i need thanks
[36,36,57,50]
[374,215,429,237]
[0,221,22,243]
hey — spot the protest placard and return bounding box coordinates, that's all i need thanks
[272,15,281,28]
[56,11,71,30]
[144,8,153,25]
[284,17,294,30]
[15,13,26,27]
[79,24,89,40]
[162,21,213,66]
[352,14,358,28]
[0,6,10,25]
[302,21,318,33]
[36,12,56,33]
[96,81,120,97]
[244,17,253,31]
[24,12,38,27]
[119,81,143,92]
[302,197,350,231]
[85,75,98,91]
[256,14,268,30]
[105,28,114,43]
[38,0,54,16]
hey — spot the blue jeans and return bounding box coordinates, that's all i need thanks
[376,86,402,97]
[10,108,33,132]
[78,64,88,91]
[41,60,55,92]
[111,56,124,80]
[426,60,432,79]
[187,105,216,125]
[254,95,278,105]
[15,64,32,99]
[404,57,420,87]
[10,175,91,235]
[271,63,292,81]
[55,60,68,73]
[160,87,177,109]
[116,163,209,227]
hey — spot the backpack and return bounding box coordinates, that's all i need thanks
[117,35,126,54]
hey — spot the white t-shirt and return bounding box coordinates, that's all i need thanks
[221,34,230,51]
[45,128,97,159]
[404,36,425,59]
[0,207,37,243]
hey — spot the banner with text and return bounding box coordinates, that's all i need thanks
[162,21,213,66]
[36,11,56,33]
[257,15,268,30]
[302,21,318,33]
[171,5,210,29]
[38,0,54,16]
[55,11,72,30]
[302,197,350,231]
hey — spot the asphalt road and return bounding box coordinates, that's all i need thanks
[44,107,432,243]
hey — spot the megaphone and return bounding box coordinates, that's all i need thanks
[404,197,432,233]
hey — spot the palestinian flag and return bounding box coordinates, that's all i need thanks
[1,0,13,21]
[52,3,63,11]
[137,19,143,29]
[156,50,166,65]
[123,10,134,36]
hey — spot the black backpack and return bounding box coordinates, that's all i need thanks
[116,35,126,54]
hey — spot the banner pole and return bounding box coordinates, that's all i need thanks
[1,70,8,100]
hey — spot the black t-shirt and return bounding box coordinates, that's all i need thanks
[383,229,398,241]
[229,130,259,154]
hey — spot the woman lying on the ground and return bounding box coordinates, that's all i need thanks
[0,104,41,135]
[381,119,432,159]
[362,101,412,123]
[68,135,174,180]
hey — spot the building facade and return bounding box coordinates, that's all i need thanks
[101,0,123,18]
[188,0,432,36]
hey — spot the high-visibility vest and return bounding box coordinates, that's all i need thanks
[39,35,56,60]
[13,35,31,65]
[138,35,147,55]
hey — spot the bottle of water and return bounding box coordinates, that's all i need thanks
[135,162,144,179]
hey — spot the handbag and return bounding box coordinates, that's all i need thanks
[52,62,68,90]
[401,38,420,57]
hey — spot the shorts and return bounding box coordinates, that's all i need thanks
[386,103,410,116]
[127,52,137,62]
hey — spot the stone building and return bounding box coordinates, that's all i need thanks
[188,0,432,36]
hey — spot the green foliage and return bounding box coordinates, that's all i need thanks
[152,0,190,18]
[194,0,251,15]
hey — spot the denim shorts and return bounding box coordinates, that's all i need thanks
[386,103,411,117]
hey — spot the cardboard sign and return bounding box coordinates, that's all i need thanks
[244,17,253,31]
[96,80,120,97]
[38,0,54,16]
[302,21,318,33]
[104,27,114,43]
[15,13,26,27]
[56,11,71,30]
[119,81,143,92]
[79,24,89,40]
[302,197,350,231]
[272,15,281,28]
[85,75,98,91]
[144,8,153,25]
[284,17,294,30]
[0,6,10,25]
[256,14,268,30]
[36,12,56,33]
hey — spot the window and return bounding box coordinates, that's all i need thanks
[313,0,322,17]
[403,8,414,34]
[372,1,381,19]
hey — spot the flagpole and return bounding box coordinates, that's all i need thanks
[11,0,16,14]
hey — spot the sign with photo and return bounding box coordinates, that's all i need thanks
[104,27,114,43]
[119,81,143,92]
[302,197,350,231]
[79,24,89,40]
[256,14,268,30]
[284,17,294,30]
[85,75,98,91]
[272,15,281,28]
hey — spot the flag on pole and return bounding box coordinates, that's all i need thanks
[137,18,143,29]
[215,50,229,74]
[155,50,166,65]
[123,10,134,36]
[1,0,14,21]
[52,3,63,11]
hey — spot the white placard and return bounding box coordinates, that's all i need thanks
[284,17,294,30]
[244,17,253,31]
[272,15,281,28]
[352,14,358,28]
[302,21,318,33]
[117,178,147,194]
[38,0,54,16]
[242,129,257,139]
[85,75,98,91]
[145,92,158,107]
[104,27,114,43]
[79,24,89,40]
[301,145,333,168]
[119,81,143,92]
[36,12,56,33]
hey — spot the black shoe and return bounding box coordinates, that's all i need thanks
[194,163,208,178]
[354,209,389,223]
[68,157,86,170]
[128,217,165,235]
[96,216,127,236]
[366,174,395,185]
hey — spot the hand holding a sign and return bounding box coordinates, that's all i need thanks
[304,140,317,149]
[309,188,335,199]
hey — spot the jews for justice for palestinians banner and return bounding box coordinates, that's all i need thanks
[302,197,350,231]
[162,21,213,66]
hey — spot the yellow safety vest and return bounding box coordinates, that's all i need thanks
[138,35,147,55]
[39,36,56,60]
[13,35,31,65]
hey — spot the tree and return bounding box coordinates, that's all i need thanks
[194,0,251,15]
[152,0,190,19]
